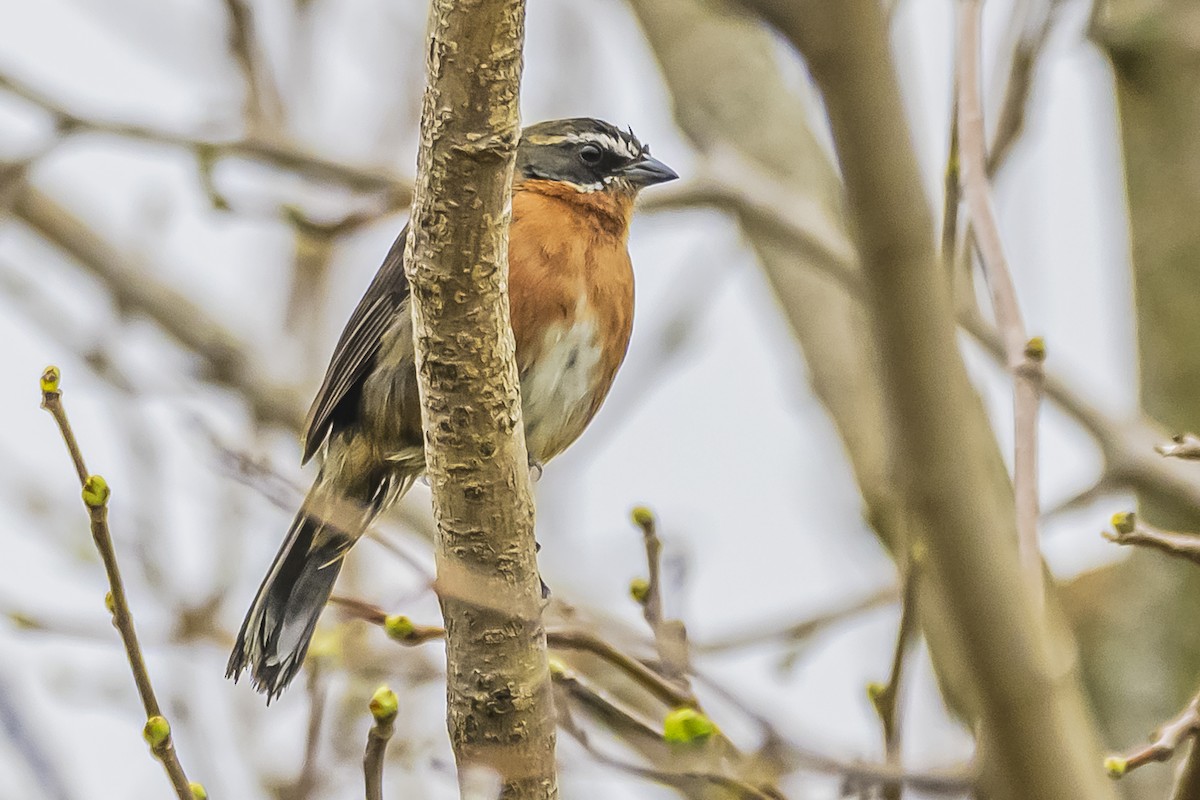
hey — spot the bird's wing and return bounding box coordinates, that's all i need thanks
[301,226,411,463]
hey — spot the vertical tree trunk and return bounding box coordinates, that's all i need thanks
[404,1,557,797]
[1086,4,1200,797]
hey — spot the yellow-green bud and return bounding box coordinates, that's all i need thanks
[547,656,569,678]
[306,628,338,661]
[384,614,415,641]
[629,577,650,603]
[866,681,886,704]
[8,612,36,629]
[82,475,110,509]
[1104,756,1127,778]
[369,685,398,725]
[40,366,61,394]
[631,506,655,527]
[143,715,171,749]
[104,592,115,614]
[1025,336,1046,362]
[663,707,716,744]
[189,782,208,800]
[1111,512,1136,535]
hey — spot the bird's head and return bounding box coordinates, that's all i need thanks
[515,118,678,196]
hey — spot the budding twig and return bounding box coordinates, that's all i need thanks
[364,686,398,800]
[38,367,195,799]
[868,553,921,800]
[630,507,691,686]
[1104,512,1200,567]
[1105,696,1200,779]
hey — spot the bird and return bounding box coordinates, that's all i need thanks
[227,117,678,700]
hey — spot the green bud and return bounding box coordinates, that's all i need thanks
[629,577,650,603]
[1104,756,1127,778]
[384,614,415,641]
[40,366,61,395]
[8,612,36,629]
[369,685,398,725]
[547,656,571,679]
[663,707,716,744]
[631,506,654,527]
[189,782,208,800]
[143,715,171,749]
[1111,512,1136,535]
[1024,336,1046,362]
[866,681,886,704]
[104,592,115,615]
[82,475,110,509]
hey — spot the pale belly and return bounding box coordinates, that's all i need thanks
[520,317,606,464]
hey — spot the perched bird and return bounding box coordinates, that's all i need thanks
[227,117,677,700]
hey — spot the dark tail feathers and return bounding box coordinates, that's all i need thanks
[226,511,349,702]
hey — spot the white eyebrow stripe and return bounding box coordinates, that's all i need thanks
[560,131,641,159]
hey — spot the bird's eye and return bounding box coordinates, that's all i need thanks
[579,144,603,165]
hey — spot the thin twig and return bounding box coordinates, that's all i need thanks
[1157,434,1200,460]
[329,595,696,708]
[0,72,411,200]
[363,687,398,800]
[38,367,194,799]
[696,586,897,653]
[13,186,306,431]
[289,659,327,800]
[1103,512,1200,567]
[1106,696,1200,779]
[868,559,920,800]
[552,660,783,799]
[220,0,284,133]
[986,4,1056,176]
[941,83,961,270]
[957,0,1046,605]
[630,508,690,686]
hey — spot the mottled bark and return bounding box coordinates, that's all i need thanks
[403,1,557,797]
[1086,4,1200,798]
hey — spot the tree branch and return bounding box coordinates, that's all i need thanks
[1104,512,1200,566]
[38,367,197,799]
[1105,696,1200,779]
[11,184,306,431]
[957,0,1046,604]
[734,3,1116,798]
[0,72,411,200]
[629,507,690,688]
[402,0,555,796]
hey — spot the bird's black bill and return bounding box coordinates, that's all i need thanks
[621,155,678,187]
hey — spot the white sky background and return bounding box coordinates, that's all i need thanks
[0,0,1136,798]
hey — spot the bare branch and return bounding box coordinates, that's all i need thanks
[219,0,284,133]
[12,185,306,431]
[733,3,1117,797]
[1157,433,1200,460]
[867,560,920,799]
[0,72,411,200]
[957,0,1045,605]
[695,586,896,653]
